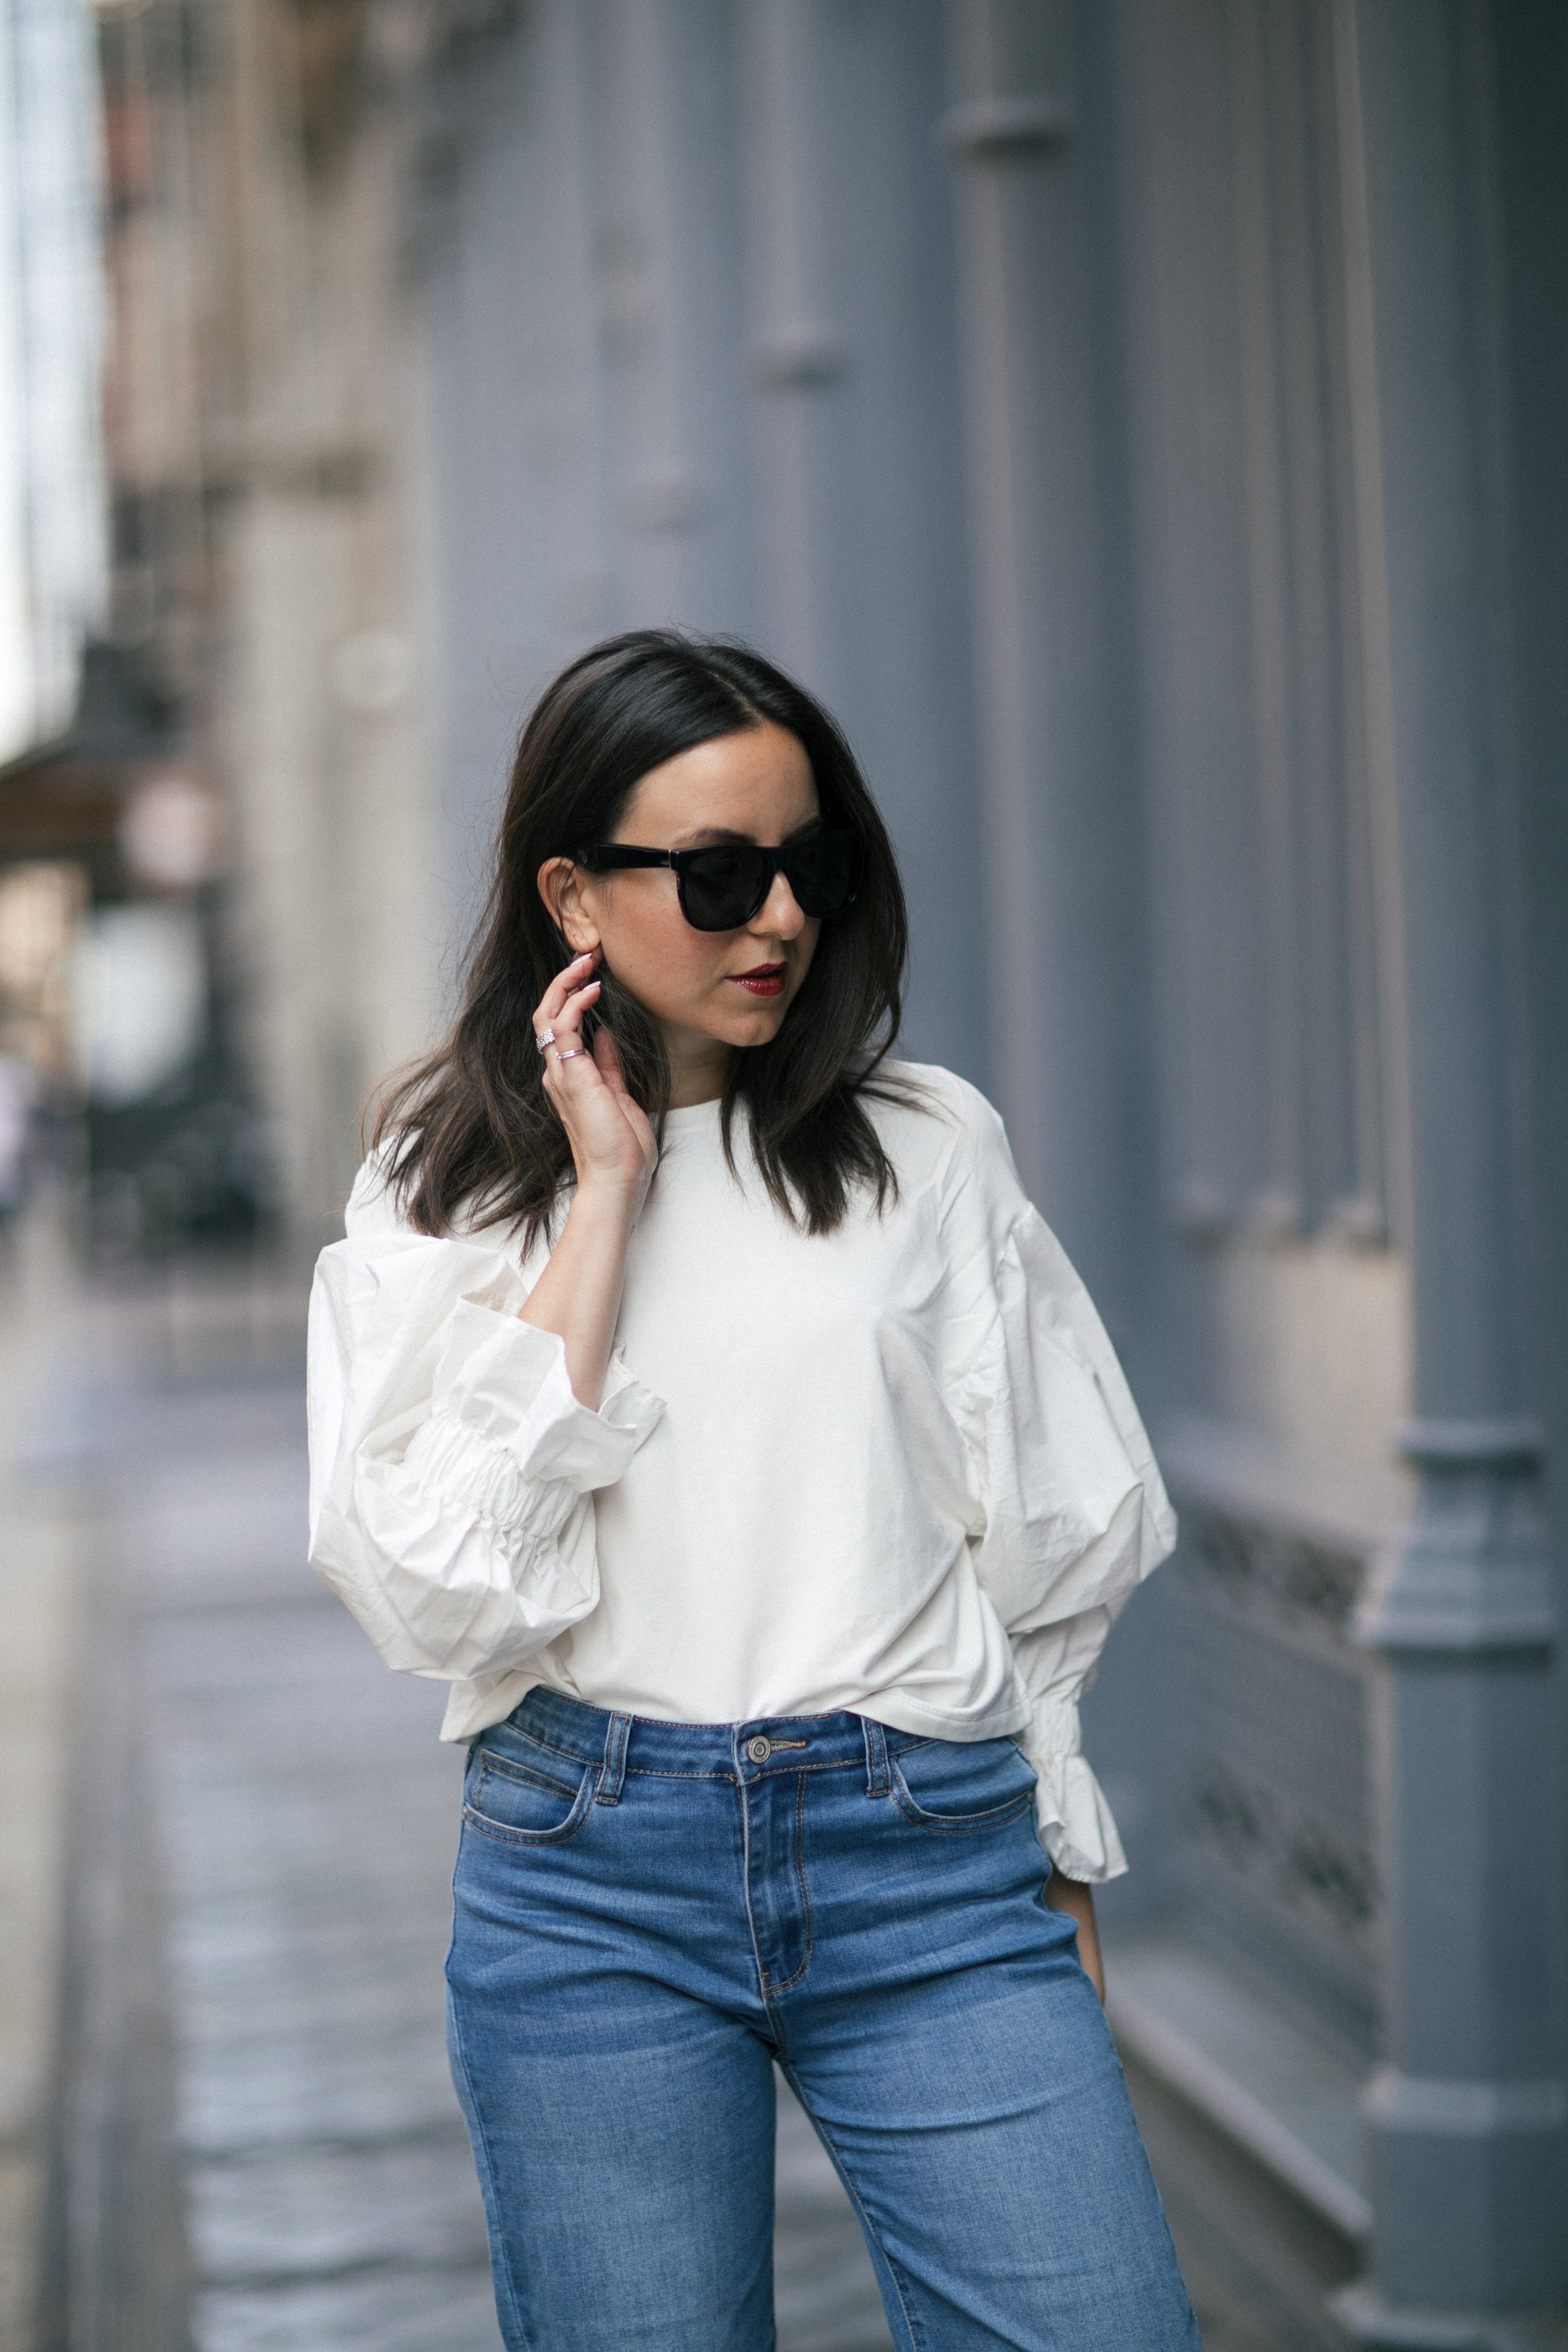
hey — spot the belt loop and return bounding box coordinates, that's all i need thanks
[862,1716,889,1799]
[597,1710,632,1805]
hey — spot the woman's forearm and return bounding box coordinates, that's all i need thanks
[518,1181,638,1408]
[1044,1871,1105,2002]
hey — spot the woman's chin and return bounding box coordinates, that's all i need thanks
[721,1004,791,1050]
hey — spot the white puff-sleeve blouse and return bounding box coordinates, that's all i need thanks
[306,1062,1176,1881]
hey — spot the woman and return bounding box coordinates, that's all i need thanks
[308,631,1200,2351]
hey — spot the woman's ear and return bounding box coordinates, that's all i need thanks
[538,857,598,953]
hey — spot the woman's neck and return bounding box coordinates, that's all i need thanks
[663,1034,732,1110]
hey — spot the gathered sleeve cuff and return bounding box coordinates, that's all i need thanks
[410,1294,662,1499]
[1015,1694,1128,1884]
[1008,1607,1129,1882]
[306,1179,663,1686]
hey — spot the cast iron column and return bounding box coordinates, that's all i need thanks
[939,0,1147,1327]
[1334,1,1565,2332]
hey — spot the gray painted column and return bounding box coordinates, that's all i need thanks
[419,0,614,933]
[580,0,754,636]
[940,0,1147,1325]
[735,0,990,1083]
[1333,3,1565,2331]
[737,0,852,693]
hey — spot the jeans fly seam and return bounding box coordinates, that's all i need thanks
[763,1772,815,1997]
[735,1767,776,2027]
[779,2062,924,2352]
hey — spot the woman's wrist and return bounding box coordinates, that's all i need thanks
[568,1169,645,1225]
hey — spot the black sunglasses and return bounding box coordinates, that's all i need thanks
[575,830,862,933]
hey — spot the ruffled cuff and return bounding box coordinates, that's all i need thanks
[1017,1699,1128,1884]
[430,1294,664,1495]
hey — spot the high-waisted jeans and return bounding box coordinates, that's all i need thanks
[446,1688,1200,2351]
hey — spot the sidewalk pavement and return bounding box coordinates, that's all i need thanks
[0,1212,85,2352]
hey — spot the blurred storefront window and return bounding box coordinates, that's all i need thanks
[71,899,205,1103]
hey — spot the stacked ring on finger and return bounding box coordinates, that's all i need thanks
[535,1028,556,1054]
[556,1047,585,1062]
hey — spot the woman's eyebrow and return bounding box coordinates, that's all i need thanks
[666,815,825,849]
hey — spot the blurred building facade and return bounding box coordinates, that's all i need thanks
[0,0,106,764]
[80,0,1568,2340]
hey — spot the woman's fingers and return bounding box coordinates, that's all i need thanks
[551,977,601,1039]
[533,949,598,1041]
[533,954,652,1186]
[537,983,600,1069]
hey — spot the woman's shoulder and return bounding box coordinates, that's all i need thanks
[863,1058,1008,1153]
[860,1060,1023,1208]
[342,1143,404,1239]
[341,1140,531,1254]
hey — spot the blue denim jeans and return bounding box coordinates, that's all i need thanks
[446,1690,1200,2351]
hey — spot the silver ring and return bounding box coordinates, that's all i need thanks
[556,1047,585,1062]
[535,1028,555,1054]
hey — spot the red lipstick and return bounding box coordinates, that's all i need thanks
[730,962,787,998]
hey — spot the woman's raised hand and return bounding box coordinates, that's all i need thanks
[534,951,657,1216]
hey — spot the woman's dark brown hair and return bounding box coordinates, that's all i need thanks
[373,629,912,1243]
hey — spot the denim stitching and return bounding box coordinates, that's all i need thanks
[496,1725,598,1768]
[888,1756,1037,1835]
[621,1759,858,1780]
[511,1705,882,1737]
[595,1711,631,1805]
[862,1717,889,1798]
[735,1764,773,2026]
[501,1733,866,1778]
[463,1762,596,1846]
[779,2063,924,2352]
[889,1791,1036,1835]
[476,1752,580,1801]
[532,1707,845,1734]
[764,1773,815,1996]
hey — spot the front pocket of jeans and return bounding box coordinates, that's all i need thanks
[889,1737,1037,1833]
[463,1750,597,1844]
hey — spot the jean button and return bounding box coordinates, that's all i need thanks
[746,1735,772,1764]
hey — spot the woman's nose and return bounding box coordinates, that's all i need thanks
[752,869,806,937]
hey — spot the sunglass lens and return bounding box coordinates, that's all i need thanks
[678,846,768,931]
[788,831,860,916]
